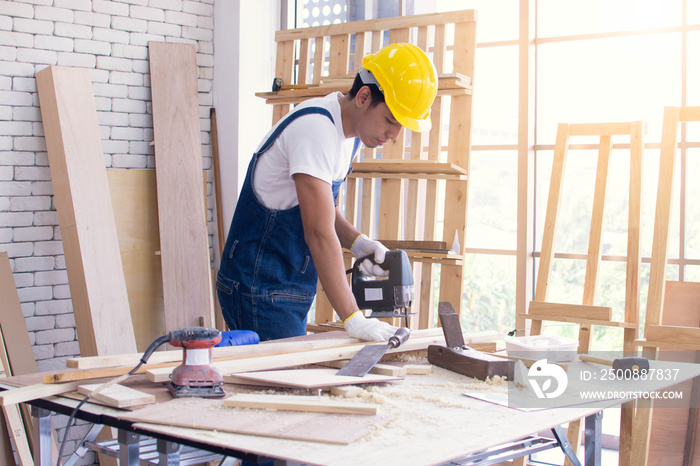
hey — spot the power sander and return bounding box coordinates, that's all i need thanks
[350,249,415,325]
[166,327,226,398]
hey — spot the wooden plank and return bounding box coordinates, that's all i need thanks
[633,339,700,351]
[679,106,700,121]
[118,397,394,445]
[146,330,502,383]
[0,253,38,375]
[275,10,476,41]
[148,42,214,332]
[297,38,310,84]
[527,301,612,321]
[67,333,365,369]
[210,109,225,256]
[320,361,407,377]
[646,281,700,465]
[77,383,155,408]
[106,169,165,351]
[0,330,33,465]
[518,314,635,328]
[1,405,32,465]
[405,365,432,375]
[1,253,60,461]
[35,65,137,357]
[646,325,700,346]
[224,368,400,390]
[377,240,447,251]
[350,160,467,176]
[0,410,16,465]
[330,385,364,398]
[223,393,378,415]
[0,379,110,407]
[568,122,636,136]
[631,108,684,466]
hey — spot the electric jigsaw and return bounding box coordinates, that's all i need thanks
[351,249,415,325]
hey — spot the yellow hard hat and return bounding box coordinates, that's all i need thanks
[360,43,438,133]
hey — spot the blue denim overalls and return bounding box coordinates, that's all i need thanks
[216,106,358,341]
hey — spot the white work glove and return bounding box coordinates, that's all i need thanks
[343,311,397,342]
[351,234,389,277]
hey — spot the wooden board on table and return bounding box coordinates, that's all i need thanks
[78,383,156,408]
[119,397,394,445]
[35,65,137,357]
[107,169,165,352]
[225,368,401,389]
[223,393,378,415]
[148,42,214,332]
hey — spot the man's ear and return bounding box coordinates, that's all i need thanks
[355,85,372,107]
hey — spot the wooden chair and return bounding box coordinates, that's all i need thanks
[520,122,645,465]
[258,11,477,329]
[632,106,700,465]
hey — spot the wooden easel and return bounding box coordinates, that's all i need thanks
[520,122,645,465]
[632,106,700,465]
[258,10,477,328]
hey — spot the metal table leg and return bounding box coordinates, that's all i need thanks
[31,406,53,466]
[585,411,603,466]
[118,429,140,466]
[552,425,583,466]
[157,438,181,465]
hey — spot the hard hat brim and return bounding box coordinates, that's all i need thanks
[395,112,432,133]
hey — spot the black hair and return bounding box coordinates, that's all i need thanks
[347,73,385,108]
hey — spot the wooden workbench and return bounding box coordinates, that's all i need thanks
[14,356,700,466]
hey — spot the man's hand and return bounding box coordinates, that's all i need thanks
[343,311,397,341]
[351,234,389,277]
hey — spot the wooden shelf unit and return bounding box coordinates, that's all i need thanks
[260,10,477,330]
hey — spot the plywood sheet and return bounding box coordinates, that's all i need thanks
[224,368,401,389]
[148,42,213,331]
[106,169,165,351]
[119,397,394,445]
[36,65,136,357]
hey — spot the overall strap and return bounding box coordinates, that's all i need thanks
[256,107,334,155]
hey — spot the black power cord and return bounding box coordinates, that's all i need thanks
[56,333,172,466]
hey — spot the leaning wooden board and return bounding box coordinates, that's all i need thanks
[106,169,165,351]
[36,65,137,357]
[119,397,394,445]
[148,42,214,331]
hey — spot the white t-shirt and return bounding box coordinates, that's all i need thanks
[252,92,357,210]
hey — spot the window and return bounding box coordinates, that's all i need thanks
[293,0,700,340]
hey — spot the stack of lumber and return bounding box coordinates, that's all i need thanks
[0,329,502,408]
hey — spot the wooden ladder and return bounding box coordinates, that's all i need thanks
[632,106,700,465]
[519,121,645,465]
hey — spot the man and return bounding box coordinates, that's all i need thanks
[217,42,438,342]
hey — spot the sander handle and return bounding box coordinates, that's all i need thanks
[388,327,410,349]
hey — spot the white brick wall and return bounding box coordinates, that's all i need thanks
[1,3,216,462]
